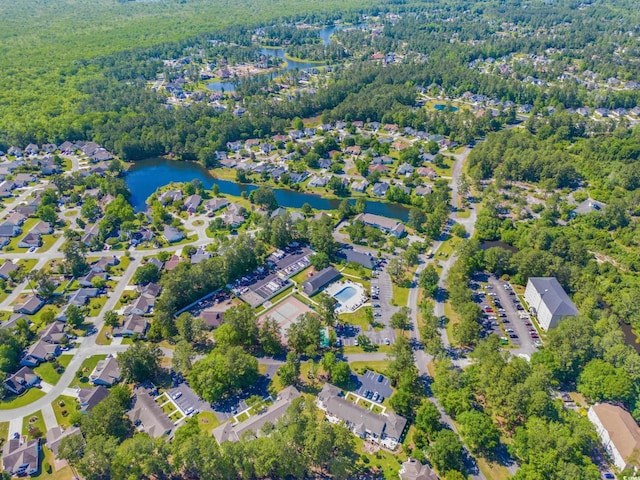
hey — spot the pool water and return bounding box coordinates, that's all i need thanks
[334,286,357,303]
[433,104,459,112]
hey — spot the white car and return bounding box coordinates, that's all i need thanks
[172,392,182,400]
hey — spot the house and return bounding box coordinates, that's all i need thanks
[5,212,26,227]
[588,403,640,471]
[417,167,437,179]
[201,307,226,329]
[81,223,100,246]
[213,387,301,444]
[523,277,578,331]
[20,340,61,367]
[163,226,185,243]
[113,315,149,337]
[138,282,162,298]
[415,185,432,197]
[3,367,40,395]
[371,182,390,197]
[30,221,53,235]
[91,255,119,273]
[355,213,405,238]
[14,203,38,216]
[317,383,407,449]
[397,163,414,175]
[369,164,389,174]
[0,223,21,238]
[128,386,174,438]
[59,141,76,153]
[184,194,202,213]
[351,179,369,193]
[0,261,18,280]
[164,255,183,271]
[308,175,328,188]
[345,145,361,156]
[46,426,82,457]
[159,190,183,205]
[78,386,110,412]
[392,140,410,151]
[146,258,164,272]
[2,438,40,476]
[337,248,378,269]
[190,247,212,265]
[90,356,121,387]
[205,198,230,213]
[131,227,154,246]
[77,270,109,288]
[42,143,57,154]
[25,144,39,156]
[13,173,36,187]
[40,322,67,344]
[124,294,156,316]
[7,146,23,157]
[399,458,439,480]
[14,295,45,315]
[17,232,41,249]
[67,287,99,307]
[301,266,341,296]
[222,212,245,228]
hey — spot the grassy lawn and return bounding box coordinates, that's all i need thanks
[108,255,131,276]
[197,411,220,435]
[349,360,391,375]
[0,388,46,410]
[354,436,405,479]
[0,421,8,443]
[457,208,471,218]
[235,411,249,423]
[342,344,392,355]
[69,354,107,388]
[96,326,112,345]
[36,446,74,479]
[339,306,373,330]
[391,283,410,307]
[34,355,72,385]
[39,234,60,253]
[444,301,461,346]
[87,296,107,315]
[339,264,371,280]
[52,395,77,429]
[22,410,46,439]
[290,267,313,285]
[28,305,60,329]
[477,457,512,480]
[17,258,38,272]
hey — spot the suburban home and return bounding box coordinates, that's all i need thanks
[222,212,245,228]
[127,386,174,438]
[59,141,76,154]
[24,144,39,156]
[371,182,390,197]
[369,164,389,174]
[2,438,40,477]
[46,426,82,457]
[78,386,110,413]
[91,255,119,273]
[0,260,18,280]
[213,386,301,444]
[13,173,36,187]
[20,340,61,367]
[42,143,57,154]
[0,223,21,238]
[77,270,109,288]
[17,232,41,249]
[184,194,202,213]
[417,167,437,179]
[415,185,432,197]
[7,146,23,157]
[163,226,184,243]
[131,227,154,246]
[301,266,341,296]
[40,321,67,344]
[523,277,578,331]
[190,248,212,265]
[588,403,640,471]
[205,198,230,213]
[30,221,53,235]
[308,175,328,188]
[90,356,121,387]
[392,140,410,151]
[351,179,369,193]
[345,145,361,156]
[399,458,439,480]
[81,223,101,246]
[317,383,407,450]
[5,212,26,227]
[3,367,40,395]
[67,287,99,307]
[137,282,162,298]
[164,255,183,271]
[159,190,183,205]
[146,258,164,272]
[200,307,226,329]
[113,315,148,337]
[14,295,45,315]
[15,202,38,216]
[397,163,415,176]
[355,213,405,238]
[124,293,156,316]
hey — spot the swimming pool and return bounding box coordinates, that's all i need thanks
[334,286,358,303]
[434,104,459,112]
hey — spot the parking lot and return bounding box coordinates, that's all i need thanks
[353,370,393,404]
[473,275,540,358]
[368,267,397,345]
[167,380,213,417]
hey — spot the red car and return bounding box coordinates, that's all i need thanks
[483,307,494,313]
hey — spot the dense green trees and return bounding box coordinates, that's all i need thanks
[117,343,162,383]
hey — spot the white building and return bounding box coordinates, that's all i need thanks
[523,277,578,331]
[588,403,640,471]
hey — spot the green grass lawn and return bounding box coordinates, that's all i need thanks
[342,344,392,355]
[39,234,60,253]
[0,421,8,443]
[22,410,46,439]
[457,208,471,218]
[69,354,107,388]
[354,436,405,479]
[34,355,72,385]
[0,388,46,410]
[339,264,371,280]
[108,255,131,276]
[27,305,60,329]
[197,411,220,435]
[87,296,107,315]
[349,360,391,375]
[444,301,461,346]
[36,446,75,479]
[290,267,313,285]
[52,395,77,429]
[235,411,249,423]
[96,326,112,345]
[391,283,410,307]
[17,258,38,272]
[339,307,373,330]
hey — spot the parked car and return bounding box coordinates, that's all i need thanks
[172,392,182,400]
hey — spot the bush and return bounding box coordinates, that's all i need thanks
[43,461,52,474]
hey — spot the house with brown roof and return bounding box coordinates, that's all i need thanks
[588,403,640,471]
[20,340,61,367]
[40,321,67,344]
[124,294,155,316]
[17,232,41,249]
[30,221,53,235]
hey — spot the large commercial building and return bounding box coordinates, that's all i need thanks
[588,403,640,471]
[523,277,578,330]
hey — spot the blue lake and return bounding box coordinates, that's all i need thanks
[125,157,410,222]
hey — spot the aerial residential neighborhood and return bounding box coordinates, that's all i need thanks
[1,1,640,479]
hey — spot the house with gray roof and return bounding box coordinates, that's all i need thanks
[213,386,301,444]
[0,261,18,280]
[67,287,99,307]
[524,277,578,331]
[355,213,405,238]
[399,458,439,480]
[40,321,67,344]
[78,386,109,412]
[301,266,341,296]
[20,340,61,367]
[14,295,45,315]
[2,438,40,476]
[128,386,174,438]
[113,315,148,338]
[371,182,390,197]
[90,355,121,387]
[163,226,184,243]
[46,426,82,457]
[338,248,378,269]
[17,232,41,249]
[3,367,40,395]
[123,293,155,316]
[317,383,407,450]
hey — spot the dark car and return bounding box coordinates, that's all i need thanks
[377,374,383,382]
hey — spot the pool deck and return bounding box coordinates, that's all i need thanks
[326,281,368,314]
